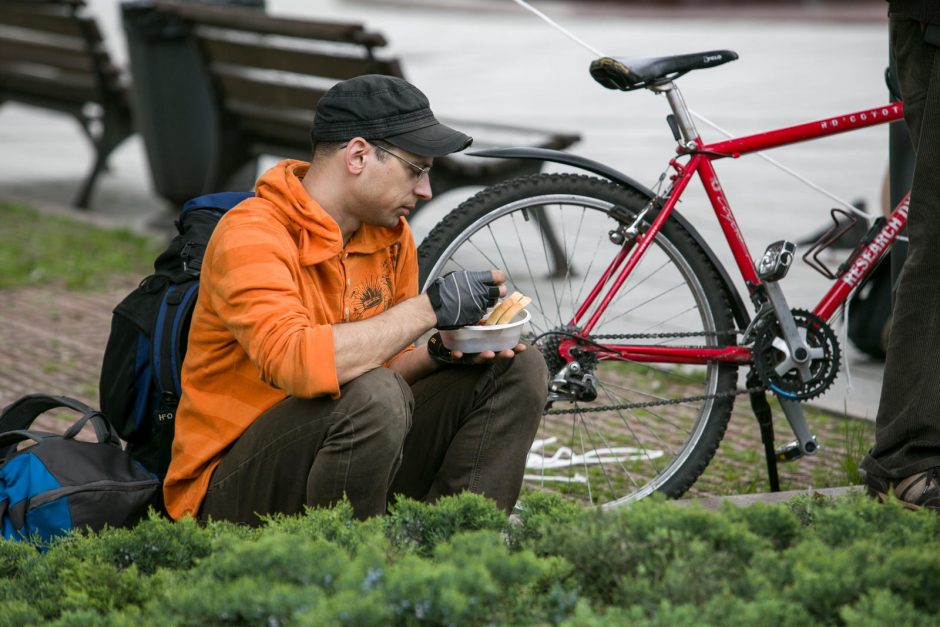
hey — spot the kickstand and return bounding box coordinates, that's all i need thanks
[748,373,780,492]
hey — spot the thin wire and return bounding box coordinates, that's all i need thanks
[508,0,887,229]
[509,0,606,57]
[690,111,869,221]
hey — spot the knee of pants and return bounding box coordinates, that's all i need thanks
[504,348,550,414]
[341,368,414,447]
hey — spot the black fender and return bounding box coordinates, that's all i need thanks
[470,147,751,331]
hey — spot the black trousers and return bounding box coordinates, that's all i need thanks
[861,18,940,479]
[198,349,548,524]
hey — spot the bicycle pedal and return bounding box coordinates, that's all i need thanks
[757,240,796,282]
[775,440,804,462]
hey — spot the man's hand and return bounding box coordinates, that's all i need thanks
[454,343,527,365]
[427,332,525,367]
[425,270,505,330]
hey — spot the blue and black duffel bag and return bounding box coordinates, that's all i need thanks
[0,394,160,544]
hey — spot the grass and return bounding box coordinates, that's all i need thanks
[0,203,161,290]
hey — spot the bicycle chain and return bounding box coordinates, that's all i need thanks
[586,330,737,340]
[546,386,765,415]
[542,328,760,415]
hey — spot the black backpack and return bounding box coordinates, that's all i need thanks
[847,254,894,360]
[99,192,252,479]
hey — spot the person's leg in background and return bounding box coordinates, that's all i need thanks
[862,17,940,507]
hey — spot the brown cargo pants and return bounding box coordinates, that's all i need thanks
[198,348,547,524]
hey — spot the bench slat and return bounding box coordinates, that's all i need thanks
[242,121,310,153]
[199,37,402,81]
[1,3,90,39]
[0,66,99,104]
[154,1,386,47]
[0,36,94,73]
[213,69,328,112]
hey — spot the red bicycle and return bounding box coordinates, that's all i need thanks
[417,50,908,506]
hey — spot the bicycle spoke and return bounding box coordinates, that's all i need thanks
[579,399,646,490]
[510,211,551,326]
[600,280,689,330]
[595,377,686,453]
[594,363,714,406]
[536,206,564,324]
[571,209,607,317]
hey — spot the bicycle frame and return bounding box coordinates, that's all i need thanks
[563,93,907,367]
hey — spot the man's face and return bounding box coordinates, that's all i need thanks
[358,141,433,229]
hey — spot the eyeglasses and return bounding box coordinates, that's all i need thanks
[370,142,432,181]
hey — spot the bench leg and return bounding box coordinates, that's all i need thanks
[532,208,571,279]
[74,149,107,209]
[72,108,133,209]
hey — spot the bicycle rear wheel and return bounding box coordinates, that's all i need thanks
[418,174,740,506]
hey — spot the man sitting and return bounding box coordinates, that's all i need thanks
[162,75,548,524]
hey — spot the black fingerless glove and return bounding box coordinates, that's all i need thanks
[425,270,500,330]
[427,332,479,366]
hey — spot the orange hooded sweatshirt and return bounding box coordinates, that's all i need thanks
[163,160,418,520]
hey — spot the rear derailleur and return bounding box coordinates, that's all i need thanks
[540,326,598,404]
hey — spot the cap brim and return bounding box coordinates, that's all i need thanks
[384,121,473,157]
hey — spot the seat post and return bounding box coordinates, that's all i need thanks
[657,82,700,145]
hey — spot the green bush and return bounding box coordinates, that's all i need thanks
[385,492,508,556]
[3,492,940,625]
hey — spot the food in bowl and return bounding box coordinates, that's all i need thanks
[438,291,532,353]
[481,292,532,325]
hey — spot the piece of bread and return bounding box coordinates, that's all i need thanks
[492,295,531,325]
[482,291,523,325]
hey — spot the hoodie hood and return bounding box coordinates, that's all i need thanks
[254,160,406,266]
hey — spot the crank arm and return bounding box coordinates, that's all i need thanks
[778,398,818,457]
[764,282,814,380]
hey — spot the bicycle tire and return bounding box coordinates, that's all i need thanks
[418,173,739,506]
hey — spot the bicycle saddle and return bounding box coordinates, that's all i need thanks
[590,50,738,91]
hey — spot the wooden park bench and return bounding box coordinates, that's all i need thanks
[146,1,580,213]
[0,0,133,208]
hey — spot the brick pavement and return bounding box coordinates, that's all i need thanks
[0,279,137,435]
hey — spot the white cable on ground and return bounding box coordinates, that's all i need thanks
[508,0,885,227]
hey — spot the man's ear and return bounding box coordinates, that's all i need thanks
[344,137,370,175]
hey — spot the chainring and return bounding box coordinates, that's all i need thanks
[753,308,840,400]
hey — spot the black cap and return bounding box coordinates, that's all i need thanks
[310,75,472,157]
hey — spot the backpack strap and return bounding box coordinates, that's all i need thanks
[0,395,117,459]
[1,394,97,432]
[150,282,200,421]
[0,430,58,461]
[62,411,119,444]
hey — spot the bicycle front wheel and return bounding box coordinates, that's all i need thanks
[418,174,740,506]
